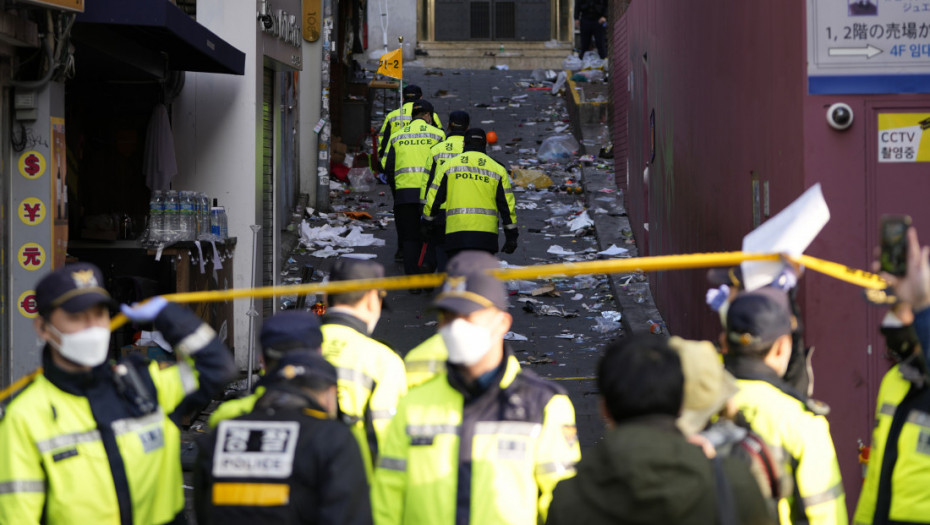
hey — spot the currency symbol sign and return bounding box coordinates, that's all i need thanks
[23,203,41,223]
[24,155,40,176]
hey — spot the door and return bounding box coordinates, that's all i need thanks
[434,0,549,41]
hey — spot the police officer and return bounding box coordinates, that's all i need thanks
[722,289,847,525]
[422,128,518,258]
[195,351,372,525]
[855,226,930,524]
[383,100,446,278]
[377,85,443,163]
[0,263,236,524]
[209,311,324,428]
[404,250,499,388]
[321,258,407,479]
[574,0,608,59]
[421,110,470,272]
[372,265,580,524]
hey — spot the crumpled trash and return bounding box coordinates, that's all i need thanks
[548,203,574,216]
[511,168,554,188]
[507,280,539,294]
[562,54,583,71]
[522,302,578,318]
[504,331,528,341]
[567,211,594,231]
[537,135,579,162]
[299,222,386,254]
[601,311,623,322]
[592,317,622,334]
[597,244,629,256]
[551,71,568,94]
[581,50,606,71]
[547,245,576,256]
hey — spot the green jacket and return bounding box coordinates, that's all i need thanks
[547,416,774,525]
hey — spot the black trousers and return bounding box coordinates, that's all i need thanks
[579,18,607,59]
[394,203,424,276]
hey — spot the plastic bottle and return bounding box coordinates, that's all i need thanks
[199,192,211,239]
[179,191,194,240]
[211,198,227,240]
[219,206,228,240]
[148,190,164,241]
[164,190,180,236]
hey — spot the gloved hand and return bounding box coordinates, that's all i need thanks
[120,296,169,323]
[420,220,435,243]
[502,229,519,254]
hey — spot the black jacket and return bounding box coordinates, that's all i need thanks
[574,0,607,20]
[547,416,774,525]
[194,385,372,525]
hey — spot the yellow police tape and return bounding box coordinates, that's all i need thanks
[109,251,888,331]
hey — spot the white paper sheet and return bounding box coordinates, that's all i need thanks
[741,183,830,291]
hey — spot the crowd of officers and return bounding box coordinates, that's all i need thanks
[378,85,518,282]
[1,103,929,525]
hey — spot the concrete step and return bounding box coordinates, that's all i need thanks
[416,41,574,70]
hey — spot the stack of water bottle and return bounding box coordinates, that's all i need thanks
[146,190,228,244]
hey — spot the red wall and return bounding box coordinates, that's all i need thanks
[614,0,930,512]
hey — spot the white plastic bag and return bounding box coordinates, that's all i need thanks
[581,51,605,70]
[537,134,580,162]
[562,54,583,71]
[551,71,568,94]
[348,168,375,192]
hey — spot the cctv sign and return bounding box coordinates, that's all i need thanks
[878,113,930,162]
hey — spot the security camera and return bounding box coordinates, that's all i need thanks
[258,14,273,29]
[827,102,854,131]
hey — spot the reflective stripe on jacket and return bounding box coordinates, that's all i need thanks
[0,304,233,525]
[855,363,930,524]
[404,334,448,389]
[321,317,407,480]
[423,151,517,253]
[733,378,847,525]
[422,135,466,204]
[372,351,580,525]
[379,103,444,162]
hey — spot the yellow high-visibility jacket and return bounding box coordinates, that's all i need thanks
[378,102,443,160]
[372,351,580,525]
[0,303,235,525]
[855,362,930,524]
[321,312,407,480]
[422,135,466,204]
[423,150,517,254]
[729,360,847,525]
[404,334,448,389]
[208,387,264,428]
[383,119,445,205]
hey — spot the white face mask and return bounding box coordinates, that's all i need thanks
[440,318,493,366]
[47,325,111,367]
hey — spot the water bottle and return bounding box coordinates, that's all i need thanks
[164,190,180,236]
[219,206,228,240]
[198,192,211,239]
[148,190,164,241]
[179,191,195,240]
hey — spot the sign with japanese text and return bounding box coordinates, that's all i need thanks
[807,0,930,94]
[878,113,930,162]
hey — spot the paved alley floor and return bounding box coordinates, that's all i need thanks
[288,67,638,449]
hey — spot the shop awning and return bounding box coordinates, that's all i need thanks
[74,0,245,76]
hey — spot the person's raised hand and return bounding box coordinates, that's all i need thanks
[878,227,930,311]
